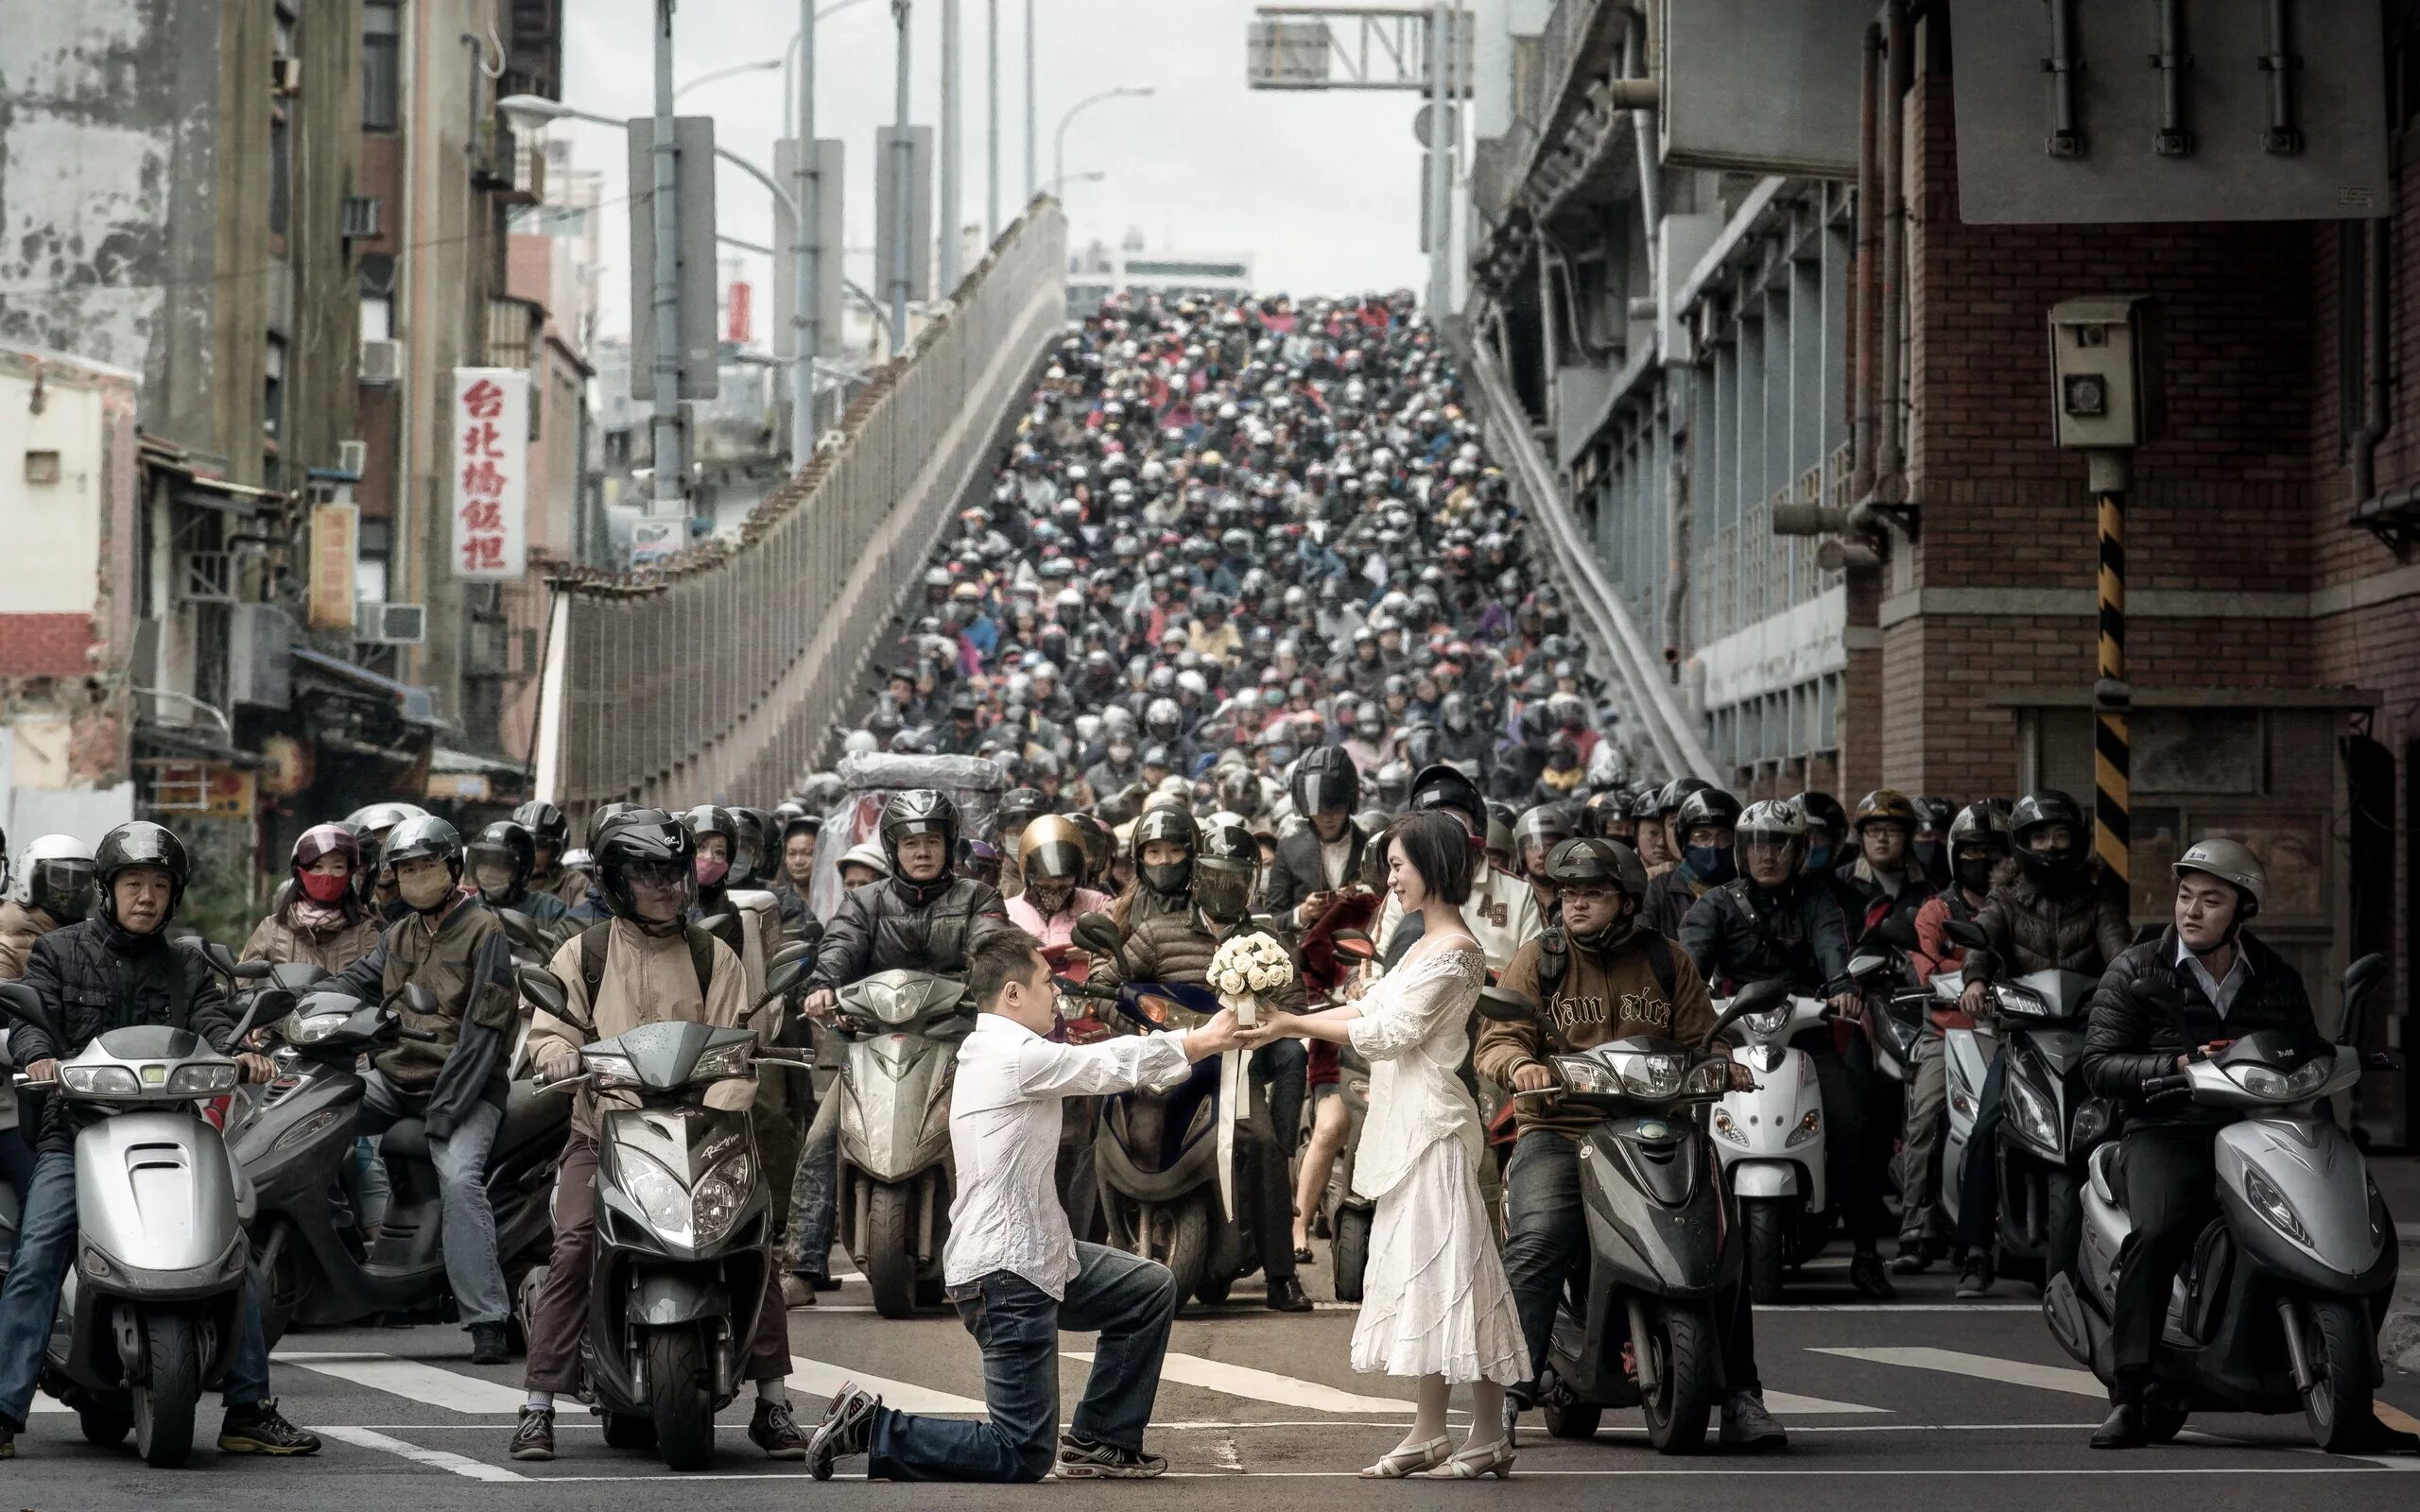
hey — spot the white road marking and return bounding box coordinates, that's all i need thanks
[26,1395,68,1413]
[1761,1389,1886,1415]
[782,1353,989,1413]
[315,1425,529,1482]
[1810,1345,2104,1397]
[1066,1349,1417,1414]
[275,1351,531,1413]
[1766,1303,2037,1313]
[529,1467,2403,1481]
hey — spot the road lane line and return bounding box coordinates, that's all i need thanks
[1065,1349,1417,1414]
[783,1354,988,1413]
[1765,1303,2036,1313]
[315,1425,528,1481]
[275,1350,529,1413]
[1760,1389,1885,1415]
[1809,1345,2103,1397]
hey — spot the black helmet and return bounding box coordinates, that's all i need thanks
[1578,789,1627,838]
[596,807,696,931]
[342,800,429,838]
[1793,791,1849,856]
[510,799,570,853]
[1132,805,1200,896]
[680,804,738,852]
[2009,789,2091,885]
[1406,763,1485,833]
[878,789,960,894]
[1540,836,1649,903]
[726,806,773,886]
[1736,798,1811,880]
[466,820,537,902]
[1673,787,1744,837]
[93,820,189,927]
[997,787,1049,841]
[1192,820,1258,924]
[1291,744,1359,817]
[1653,777,1712,818]
[587,800,635,850]
[1947,800,2013,853]
[383,815,463,873]
[1399,723,1443,771]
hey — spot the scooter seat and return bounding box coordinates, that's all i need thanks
[380,1118,432,1162]
[2088,1139,2123,1208]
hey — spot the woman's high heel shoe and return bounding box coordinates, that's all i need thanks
[1358,1435,1450,1478]
[1423,1436,1516,1479]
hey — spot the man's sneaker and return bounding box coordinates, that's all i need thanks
[510,1406,556,1461]
[218,1399,322,1455]
[1057,1433,1168,1478]
[781,1274,819,1309]
[806,1383,879,1481]
[470,1322,512,1366]
[1847,1250,1897,1299]
[1890,1239,1931,1275]
[751,1398,810,1459]
[1956,1254,1996,1297]
[1720,1392,1789,1450]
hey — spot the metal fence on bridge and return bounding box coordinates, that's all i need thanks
[544,203,1068,816]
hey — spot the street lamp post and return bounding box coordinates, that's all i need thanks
[940,0,961,292]
[648,0,683,515]
[793,0,818,463]
[1053,86,1151,207]
[674,57,780,98]
[890,0,914,353]
[986,0,1000,239]
[1024,0,1036,201]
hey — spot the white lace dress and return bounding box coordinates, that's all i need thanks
[1346,940,1529,1386]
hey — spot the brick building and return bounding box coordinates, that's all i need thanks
[1459,1,2417,1139]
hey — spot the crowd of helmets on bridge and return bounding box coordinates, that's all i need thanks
[0,286,2406,1472]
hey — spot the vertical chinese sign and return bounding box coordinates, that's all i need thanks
[307,502,359,630]
[450,368,529,579]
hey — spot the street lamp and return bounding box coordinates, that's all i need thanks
[1053,87,1152,212]
[781,0,885,137]
[1043,169,1106,196]
[675,57,781,98]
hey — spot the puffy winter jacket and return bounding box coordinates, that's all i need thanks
[241,905,382,973]
[2082,928,2314,1128]
[1963,858,2133,988]
[1093,911,1305,1013]
[0,900,61,983]
[807,874,1009,990]
[11,918,238,1153]
[1679,876,1852,999]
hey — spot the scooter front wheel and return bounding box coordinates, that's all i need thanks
[2298,1297,2376,1452]
[864,1183,921,1319]
[1638,1302,1717,1455]
[131,1309,202,1468]
[1330,1206,1373,1305]
[1743,1200,1789,1305]
[644,1324,717,1471]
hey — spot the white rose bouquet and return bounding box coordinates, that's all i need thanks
[1206,932,1294,1028]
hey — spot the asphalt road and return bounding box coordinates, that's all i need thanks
[8,1232,2417,1512]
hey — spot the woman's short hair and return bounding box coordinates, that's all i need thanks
[1382,810,1476,905]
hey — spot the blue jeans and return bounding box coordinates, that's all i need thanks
[0,1148,271,1429]
[1959,1047,2006,1255]
[353,1070,509,1327]
[787,1100,838,1280]
[868,1242,1178,1482]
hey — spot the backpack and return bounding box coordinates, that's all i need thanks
[576,920,717,1026]
[1535,924,1677,1005]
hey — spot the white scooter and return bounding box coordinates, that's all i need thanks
[1708,980,1832,1303]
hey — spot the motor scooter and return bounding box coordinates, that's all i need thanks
[1708,984,1834,1303]
[1478,980,1759,1453]
[523,959,809,1471]
[0,965,261,1466]
[2043,955,2402,1452]
[828,968,969,1318]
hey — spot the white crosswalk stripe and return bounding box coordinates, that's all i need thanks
[1762,1389,1886,1415]
[274,1350,529,1413]
[782,1353,989,1414]
[1066,1349,1419,1415]
[1810,1345,2103,1398]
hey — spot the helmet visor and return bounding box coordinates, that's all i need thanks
[1193,860,1255,920]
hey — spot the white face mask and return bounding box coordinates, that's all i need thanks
[397,866,454,912]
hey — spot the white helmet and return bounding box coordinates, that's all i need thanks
[9,833,97,922]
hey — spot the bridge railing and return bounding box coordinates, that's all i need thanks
[545,200,1068,816]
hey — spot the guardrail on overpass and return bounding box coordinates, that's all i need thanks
[1464,337,1720,785]
[539,201,1068,816]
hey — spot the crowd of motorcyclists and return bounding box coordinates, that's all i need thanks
[0,286,2409,1469]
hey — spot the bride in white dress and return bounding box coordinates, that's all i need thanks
[1238,811,1527,1479]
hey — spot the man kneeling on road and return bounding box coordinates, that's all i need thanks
[510,808,807,1461]
[807,928,1249,1481]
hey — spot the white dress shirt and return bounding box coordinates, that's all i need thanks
[2174,936,2251,1020]
[942,1012,1193,1297]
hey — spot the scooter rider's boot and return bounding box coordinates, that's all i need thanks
[1956,1251,1996,1297]
[1847,1249,1896,1300]
[1265,1276,1311,1313]
[2091,1376,2149,1451]
[470,1322,511,1366]
[1720,1392,1789,1450]
[218,1399,323,1455]
[750,1396,811,1458]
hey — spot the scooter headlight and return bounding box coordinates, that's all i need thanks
[2224,1058,2330,1102]
[622,1151,694,1243]
[1682,1060,1730,1097]
[2005,1070,2059,1151]
[1784,1109,1823,1147]
[280,1010,347,1046]
[61,1064,141,1096]
[1711,1108,1747,1145]
[2239,1163,2308,1246]
[583,1051,639,1087]
[693,1153,753,1246]
[688,1041,752,1083]
[167,1062,239,1097]
[1550,1055,1622,1097]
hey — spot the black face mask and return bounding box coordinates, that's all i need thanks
[1954,854,1996,892]
[1913,839,1945,875]
[1142,861,1192,896]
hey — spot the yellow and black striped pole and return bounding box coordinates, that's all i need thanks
[2090,454,2131,884]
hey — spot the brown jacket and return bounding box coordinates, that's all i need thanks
[532,919,758,1140]
[1478,924,1726,1141]
[241,907,382,974]
[0,900,60,983]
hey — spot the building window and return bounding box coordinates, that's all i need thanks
[264,335,286,442]
[269,110,291,236]
[355,519,391,604]
[362,292,392,342]
[363,1,401,132]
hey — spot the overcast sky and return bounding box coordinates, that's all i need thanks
[558,0,1431,342]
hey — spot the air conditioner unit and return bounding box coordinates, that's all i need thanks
[336,438,368,475]
[357,601,425,645]
[341,195,381,241]
[359,338,402,386]
[271,56,302,96]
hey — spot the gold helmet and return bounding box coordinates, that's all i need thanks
[1020,814,1089,885]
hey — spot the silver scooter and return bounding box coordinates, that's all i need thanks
[0,972,257,1467]
[829,969,970,1318]
[2043,954,2401,1452]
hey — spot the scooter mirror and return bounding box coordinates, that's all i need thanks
[768,940,817,970]
[2339,952,2389,1044]
[791,919,825,952]
[0,981,58,1040]
[1847,953,1890,980]
[1942,919,1989,953]
[763,958,809,1001]
[180,936,242,980]
[1329,929,1377,962]
[1072,912,1126,957]
[1872,917,1921,954]
[233,958,276,981]
[517,967,569,1019]
[1475,986,1542,1023]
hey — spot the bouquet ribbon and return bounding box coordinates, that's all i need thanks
[1213,991,1260,1222]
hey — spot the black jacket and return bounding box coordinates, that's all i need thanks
[1643,866,1718,939]
[1262,826,1365,922]
[2082,928,2315,1127]
[1831,861,1937,951]
[12,919,238,1153]
[808,874,1009,989]
[1679,876,1853,1000]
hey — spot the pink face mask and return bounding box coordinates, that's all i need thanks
[695,855,730,887]
[299,870,353,904]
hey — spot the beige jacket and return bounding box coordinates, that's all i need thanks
[531,919,758,1139]
[0,900,60,983]
[241,908,382,973]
